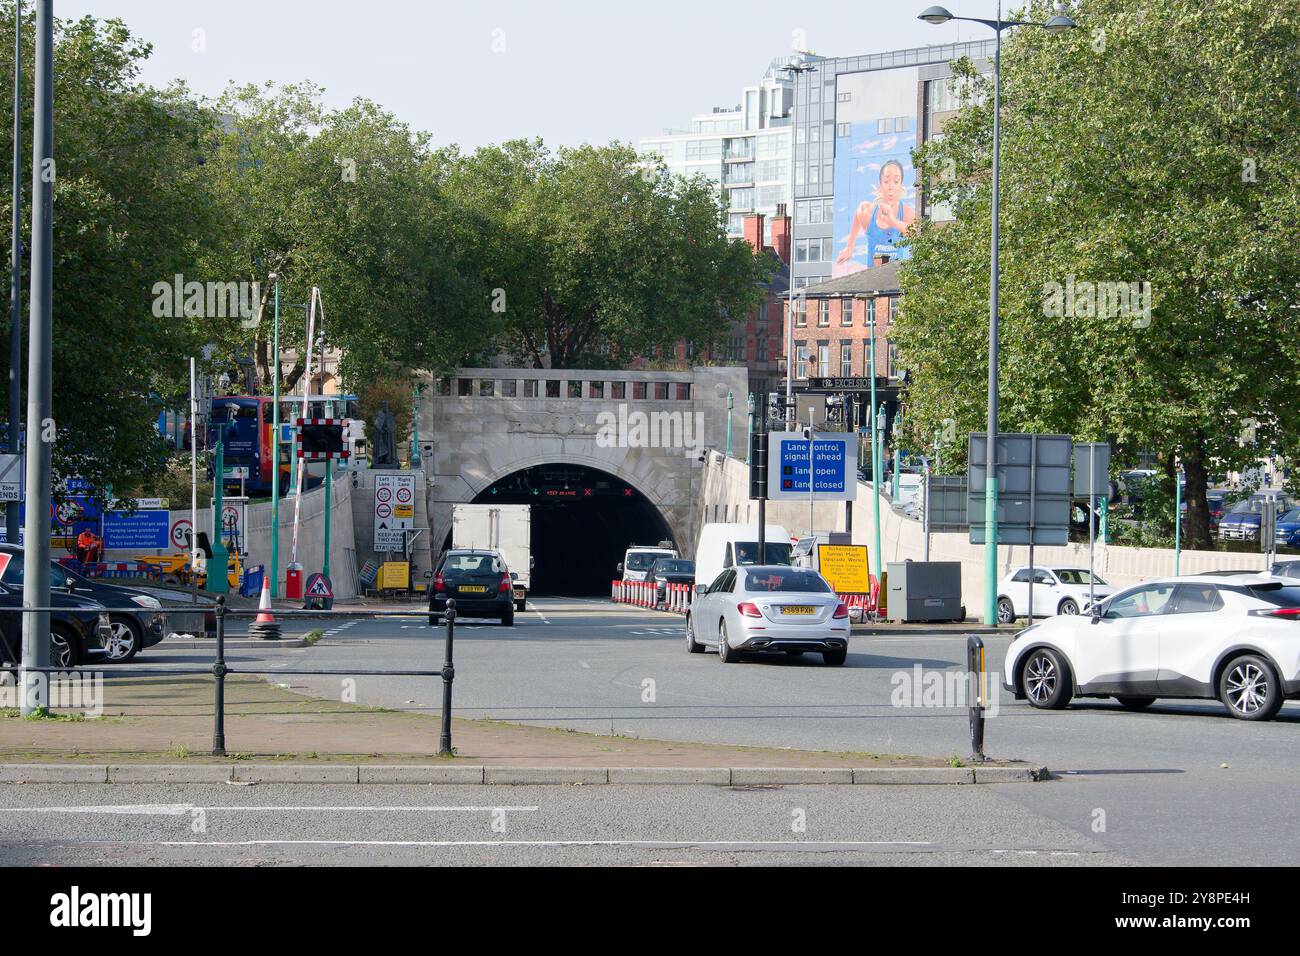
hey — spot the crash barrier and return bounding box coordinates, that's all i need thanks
[0,599,463,758]
[967,634,987,762]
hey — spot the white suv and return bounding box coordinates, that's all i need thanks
[996,566,1114,623]
[1003,575,1300,720]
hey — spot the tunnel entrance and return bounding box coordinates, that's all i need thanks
[442,464,676,596]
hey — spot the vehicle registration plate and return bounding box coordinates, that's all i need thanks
[458,585,487,593]
[781,605,815,615]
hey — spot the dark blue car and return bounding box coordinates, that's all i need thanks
[1275,508,1300,548]
[1218,494,1293,542]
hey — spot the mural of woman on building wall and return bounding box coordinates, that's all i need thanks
[834,158,916,271]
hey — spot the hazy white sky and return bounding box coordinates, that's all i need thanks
[58,0,993,150]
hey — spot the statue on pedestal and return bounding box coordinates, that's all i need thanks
[371,401,398,469]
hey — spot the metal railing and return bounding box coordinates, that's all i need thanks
[0,598,463,757]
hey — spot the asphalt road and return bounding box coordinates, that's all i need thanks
[0,782,1118,866]
[34,595,1300,866]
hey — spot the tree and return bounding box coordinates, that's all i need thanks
[895,0,1300,549]
[441,140,770,368]
[0,8,224,500]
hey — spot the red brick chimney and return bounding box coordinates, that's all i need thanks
[771,203,791,265]
[873,253,892,267]
[742,212,766,254]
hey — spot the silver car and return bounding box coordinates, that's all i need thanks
[685,565,850,665]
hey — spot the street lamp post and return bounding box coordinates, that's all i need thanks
[7,2,21,548]
[782,59,815,432]
[269,273,281,598]
[918,3,1076,625]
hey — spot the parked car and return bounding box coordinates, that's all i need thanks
[995,566,1114,624]
[0,545,163,662]
[427,549,514,626]
[0,580,112,669]
[1218,494,1293,541]
[646,558,695,608]
[686,565,850,666]
[1003,574,1300,720]
[693,523,792,589]
[618,545,678,583]
[1271,559,1300,579]
[1274,508,1300,548]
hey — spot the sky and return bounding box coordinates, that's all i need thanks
[58,0,996,150]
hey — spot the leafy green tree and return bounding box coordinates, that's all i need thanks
[896,0,1300,549]
[0,8,222,500]
[441,140,769,368]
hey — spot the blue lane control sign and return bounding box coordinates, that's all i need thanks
[765,432,857,501]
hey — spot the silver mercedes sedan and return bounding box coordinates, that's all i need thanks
[685,564,850,666]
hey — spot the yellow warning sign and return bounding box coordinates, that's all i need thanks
[394,503,414,519]
[378,561,410,590]
[818,544,870,593]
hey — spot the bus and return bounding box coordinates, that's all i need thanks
[207,395,358,497]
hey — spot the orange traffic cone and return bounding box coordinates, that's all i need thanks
[248,571,281,640]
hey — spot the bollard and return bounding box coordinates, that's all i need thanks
[438,598,457,757]
[966,634,988,762]
[212,595,227,756]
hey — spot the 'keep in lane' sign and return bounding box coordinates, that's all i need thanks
[765,432,857,501]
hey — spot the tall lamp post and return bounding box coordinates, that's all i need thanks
[918,3,1076,625]
[268,272,281,598]
[7,2,21,548]
[782,58,815,432]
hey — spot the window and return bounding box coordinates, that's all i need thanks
[545,380,560,398]
[1012,569,1032,583]
[796,297,807,327]
[654,382,669,400]
[523,380,538,398]
[588,381,605,399]
[500,379,517,398]
[675,383,692,400]
[567,381,582,398]
[887,340,898,378]
[1103,583,1176,619]
[457,378,473,397]
[756,335,768,362]
[1171,584,1224,614]
[817,344,830,376]
[479,380,494,397]
[840,298,853,325]
[837,91,852,103]
[840,342,852,377]
[886,296,897,321]
[817,300,830,326]
[610,381,626,399]
[795,344,809,379]
[632,381,647,400]
[864,298,876,326]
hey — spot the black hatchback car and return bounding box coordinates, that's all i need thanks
[428,549,515,626]
[647,558,696,608]
[0,581,112,669]
[0,545,163,662]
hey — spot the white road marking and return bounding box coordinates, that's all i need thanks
[155,838,933,849]
[579,661,590,669]
[533,608,550,624]
[0,804,538,815]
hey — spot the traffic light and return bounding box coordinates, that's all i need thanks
[749,431,767,500]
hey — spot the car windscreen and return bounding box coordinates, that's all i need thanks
[653,560,693,574]
[1244,585,1300,608]
[1053,569,1104,585]
[626,551,669,571]
[743,568,831,593]
[732,542,793,566]
[444,554,498,574]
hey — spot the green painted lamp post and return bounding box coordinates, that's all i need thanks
[1174,467,1184,575]
[208,439,229,595]
[746,393,754,464]
[919,3,1077,625]
[726,390,734,458]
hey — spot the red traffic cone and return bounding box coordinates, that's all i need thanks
[248,571,281,640]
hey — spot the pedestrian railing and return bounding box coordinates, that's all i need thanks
[0,599,463,758]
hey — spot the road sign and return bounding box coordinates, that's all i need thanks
[818,544,871,593]
[0,454,21,501]
[374,474,415,552]
[218,497,247,555]
[295,418,349,459]
[1072,442,1111,497]
[170,517,193,549]
[304,571,335,610]
[968,433,1072,546]
[765,432,857,501]
[926,475,970,533]
[102,509,170,550]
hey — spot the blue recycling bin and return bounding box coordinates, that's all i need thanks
[240,564,264,598]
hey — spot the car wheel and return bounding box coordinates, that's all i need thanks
[1219,654,1283,721]
[822,647,847,666]
[996,598,1016,625]
[1021,647,1072,709]
[501,608,515,627]
[50,627,80,669]
[717,620,737,663]
[1058,599,1080,616]
[685,615,703,654]
[515,599,526,612]
[103,617,140,663]
[1115,696,1156,711]
[428,613,442,627]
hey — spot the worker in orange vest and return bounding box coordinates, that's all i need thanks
[76,528,97,565]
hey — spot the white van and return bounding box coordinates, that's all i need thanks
[693,523,793,589]
[620,545,679,582]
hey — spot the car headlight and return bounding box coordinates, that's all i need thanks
[130,595,162,609]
